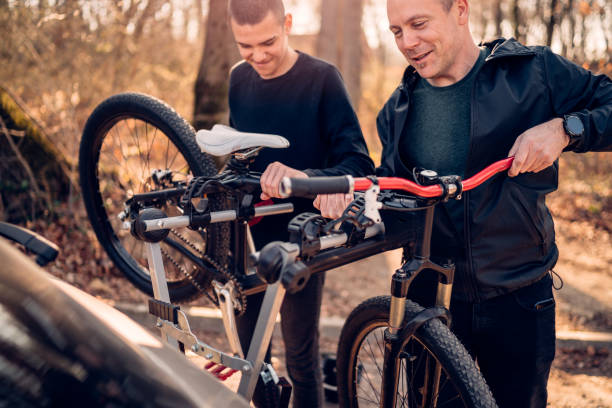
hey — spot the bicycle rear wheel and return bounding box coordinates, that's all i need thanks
[337,296,497,408]
[79,93,229,302]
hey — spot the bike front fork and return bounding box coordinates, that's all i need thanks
[381,258,455,408]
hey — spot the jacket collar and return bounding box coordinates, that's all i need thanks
[398,38,535,91]
[481,37,536,61]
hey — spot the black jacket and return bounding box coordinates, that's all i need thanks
[376,38,612,302]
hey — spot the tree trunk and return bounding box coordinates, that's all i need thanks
[132,0,164,41]
[0,86,72,221]
[511,0,522,42]
[193,0,240,131]
[493,0,503,38]
[568,0,576,58]
[546,0,559,47]
[579,8,587,61]
[317,0,364,108]
[601,7,611,59]
[316,0,341,66]
[477,1,488,42]
[340,0,363,109]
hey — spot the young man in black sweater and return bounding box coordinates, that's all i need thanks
[227,0,374,406]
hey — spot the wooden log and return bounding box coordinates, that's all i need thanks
[0,85,73,221]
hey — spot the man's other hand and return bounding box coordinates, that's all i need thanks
[313,193,353,219]
[508,118,570,177]
[260,162,307,200]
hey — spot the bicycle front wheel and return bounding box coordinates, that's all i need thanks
[79,93,229,302]
[337,296,497,408]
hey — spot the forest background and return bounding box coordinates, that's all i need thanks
[1,0,610,185]
[0,1,611,406]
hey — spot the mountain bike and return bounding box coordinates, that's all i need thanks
[79,93,506,407]
[79,92,293,307]
[272,160,513,407]
[116,149,510,407]
[79,92,307,404]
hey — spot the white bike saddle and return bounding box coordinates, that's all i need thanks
[196,124,289,156]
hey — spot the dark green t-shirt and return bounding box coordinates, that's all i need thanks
[399,48,486,177]
[399,48,486,238]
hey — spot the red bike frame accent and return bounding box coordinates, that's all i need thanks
[353,157,514,197]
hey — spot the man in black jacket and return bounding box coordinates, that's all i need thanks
[227,0,374,406]
[381,0,612,407]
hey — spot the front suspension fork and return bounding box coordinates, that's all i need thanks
[381,257,455,408]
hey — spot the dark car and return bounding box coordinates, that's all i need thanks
[0,226,249,408]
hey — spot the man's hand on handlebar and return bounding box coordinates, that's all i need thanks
[507,118,568,177]
[313,193,354,219]
[260,162,307,200]
[262,162,353,219]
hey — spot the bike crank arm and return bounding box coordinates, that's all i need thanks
[213,280,244,358]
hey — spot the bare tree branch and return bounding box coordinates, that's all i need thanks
[0,115,51,217]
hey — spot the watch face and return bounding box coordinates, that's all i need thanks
[565,115,584,136]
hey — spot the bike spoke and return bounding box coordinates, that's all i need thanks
[364,335,383,376]
[164,136,170,169]
[352,322,472,408]
[357,356,382,404]
[167,144,182,170]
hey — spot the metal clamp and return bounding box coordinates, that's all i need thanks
[363,181,382,224]
[260,363,280,385]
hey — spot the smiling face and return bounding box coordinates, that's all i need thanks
[230,11,296,80]
[387,0,472,86]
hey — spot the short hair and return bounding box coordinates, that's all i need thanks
[228,0,285,25]
[440,0,454,11]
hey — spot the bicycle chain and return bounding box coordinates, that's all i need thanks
[159,245,218,305]
[168,229,247,315]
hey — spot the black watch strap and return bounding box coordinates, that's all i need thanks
[563,114,584,149]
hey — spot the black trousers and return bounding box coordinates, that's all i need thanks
[409,272,555,408]
[449,275,556,408]
[236,271,326,408]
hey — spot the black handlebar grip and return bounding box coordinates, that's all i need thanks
[279,176,353,198]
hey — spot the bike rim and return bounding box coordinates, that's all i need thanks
[94,115,207,286]
[350,320,469,407]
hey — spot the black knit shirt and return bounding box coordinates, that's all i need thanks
[229,51,374,246]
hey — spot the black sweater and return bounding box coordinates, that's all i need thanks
[229,51,374,246]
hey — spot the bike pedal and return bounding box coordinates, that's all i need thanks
[148,298,180,324]
[204,361,238,381]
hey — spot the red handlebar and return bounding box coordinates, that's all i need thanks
[353,157,514,197]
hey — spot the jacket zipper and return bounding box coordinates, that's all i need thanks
[463,60,485,304]
[463,192,477,302]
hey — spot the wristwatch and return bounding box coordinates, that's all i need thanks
[562,114,584,149]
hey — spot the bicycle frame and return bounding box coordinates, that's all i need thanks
[134,157,512,407]
[141,200,448,404]
[141,210,391,402]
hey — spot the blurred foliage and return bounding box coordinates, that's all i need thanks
[0,0,609,214]
[0,0,205,164]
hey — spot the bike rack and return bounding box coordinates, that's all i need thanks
[143,241,287,403]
